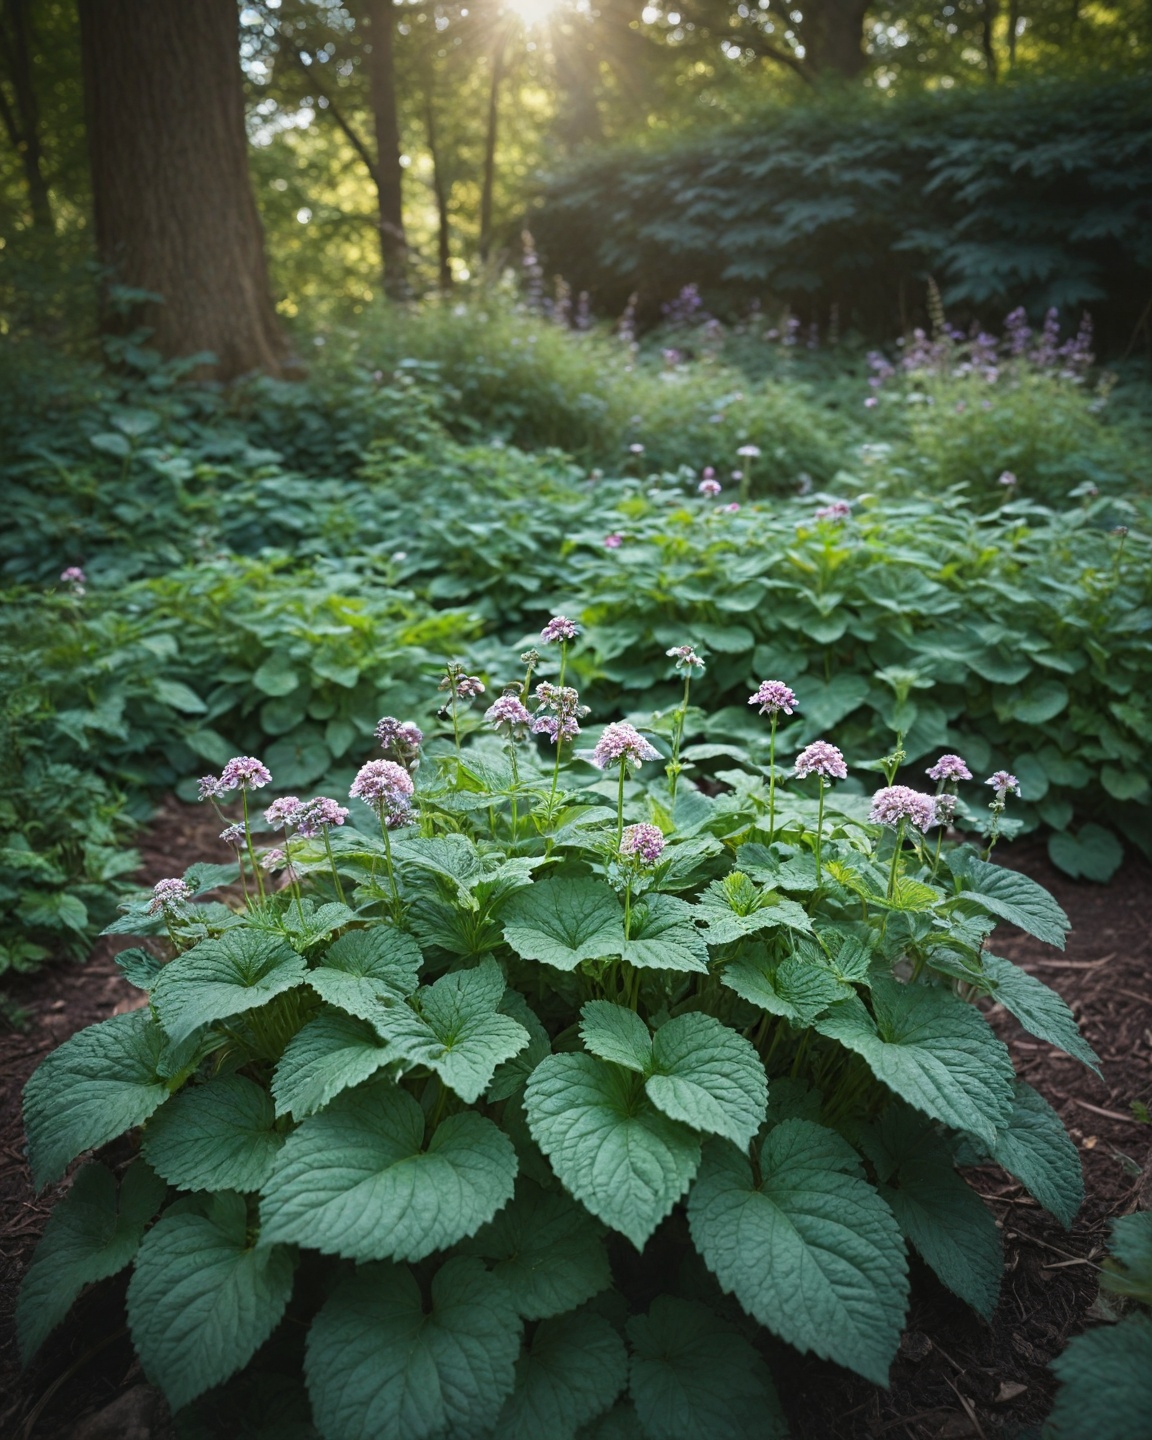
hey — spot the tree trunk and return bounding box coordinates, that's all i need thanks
[803,0,871,79]
[981,0,1000,79]
[423,91,452,291]
[78,0,287,380]
[0,0,53,229]
[478,29,510,264]
[363,0,408,298]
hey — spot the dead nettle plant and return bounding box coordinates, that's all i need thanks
[19,618,1093,1440]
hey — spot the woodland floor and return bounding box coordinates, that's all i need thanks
[1,799,1149,1440]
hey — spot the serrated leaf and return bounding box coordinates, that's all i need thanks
[127,1191,296,1411]
[371,958,530,1103]
[143,1074,283,1191]
[986,1080,1083,1228]
[502,879,626,971]
[979,954,1101,1074]
[816,980,1014,1146]
[307,926,423,1020]
[692,877,812,944]
[116,946,165,991]
[304,1257,520,1440]
[620,893,709,974]
[579,1000,653,1072]
[460,1178,612,1319]
[953,854,1069,950]
[687,1120,908,1385]
[487,993,551,1102]
[1047,1314,1152,1440]
[496,1307,628,1440]
[151,930,308,1044]
[525,1053,700,1248]
[23,1010,170,1190]
[272,1011,399,1120]
[1102,1212,1152,1304]
[628,1296,787,1440]
[17,1160,165,1362]
[864,1107,1001,1319]
[647,1013,768,1150]
[259,1082,517,1262]
[722,943,850,1024]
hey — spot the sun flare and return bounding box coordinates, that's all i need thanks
[504,0,560,26]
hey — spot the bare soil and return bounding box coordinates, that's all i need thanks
[1,809,1149,1440]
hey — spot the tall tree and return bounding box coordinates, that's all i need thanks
[0,0,52,229]
[362,0,409,296]
[78,0,287,378]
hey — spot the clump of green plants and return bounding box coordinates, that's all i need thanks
[20,621,1094,1437]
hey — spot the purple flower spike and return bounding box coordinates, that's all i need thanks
[541,615,580,644]
[296,797,350,838]
[749,681,798,716]
[264,796,304,829]
[148,877,192,914]
[592,722,660,772]
[350,760,415,814]
[986,770,1021,799]
[869,785,938,832]
[219,756,273,792]
[794,741,848,781]
[486,693,533,738]
[621,823,666,865]
[926,754,972,783]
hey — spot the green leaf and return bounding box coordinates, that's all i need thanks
[1047,1314,1152,1440]
[116,946,164,991]
[127,1191,296,1411]
[496,1307,628,1440]
[460,1179,612,1320]
[722,943,852,1025]
[252,653,301,697]
[487,993,551,1103]
[153,678,208,714]
[371,958,530,1103]
[647,1013,767,1150]
[816,981,1014,1146]
[687,1120,908,1385]
[17,1160,165,1362]
[1003,679,1068,725]
[979,954,1101,1074]
[628,1296,787,1440]
[579,1000,653,1072]
[525,1053,700,1248]
[864,1107,1001,1319]
[1047,824,1124,883]
[953,854,1069,950]
[143,1075,283,1192]
[986,1080,1083,1228]
[502,879,626,971]
[304,1257,520,1440]
[272,1011,399,1120]
[151,930,308,1044]
[23,1010,170,1190]
[692,876,812,944]
[620,893,710,974]
[307,927,423,1020]
[1102,1212,1152,1305]
[259,1082,517,1262]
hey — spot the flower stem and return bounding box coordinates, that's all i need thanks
[616,759,626,849]
[887,818,905,900]
[623,875,632,941]
[323,829,346,904]
[768,712,778,840]
[242,791,265,903]
[380,816,401,917]
[815,778,825,885]
[669,672,691,804]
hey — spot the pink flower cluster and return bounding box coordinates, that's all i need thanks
[698,477,722,498]
[591,722,660,772]
[350,760,416,827]
[265,796,303,828]
[375,717,424,770]
[540,615,580,644]
[297,797,349,838]
[148,877,191,913]
[486,693,533,738]
[532,682,588,745]
[749,680,798,717]
[869,785,938,832]
[219,824,245,849]
[813,500,852,524]
[604,534,624,549]
[987,770,1021,799]
[926,754,972,782]
[220,756,272,792]
[666,644,705,673]
[60,567,86,593]
[621,823,666,864]
[794,741,848,781]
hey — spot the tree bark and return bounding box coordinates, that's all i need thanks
[803,0,872,79]
[478,26,511,264]
[981,0,999,79]
[363,0,408,298]
[79,0,288,379]
[0,0,52,229]
[423,90,452,290]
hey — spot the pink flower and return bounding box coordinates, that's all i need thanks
[864,397,878,409]
[736,444,761,458]
[998,471,1017,487]
[198,775,225,802]
[296,797,349,838]
[621,823,666,864]
[722,502,741,513]
[629,443,645,455]
[794,741,847,781]
[926,754,972,783]
[60,566,86,594]
[219,824,245,849]
[869,785,937,832]
[698,478,722,498]
[260,848,287,872]
[486,693,533,737]
[666,645,705,673]
[749,680,798,716]
[934,794,957,826]
[986,770,1020,799]
[220,756,272,792]
[541,615,580,644]
[376,717,424,751]
[603,533,624,549]
[148,878,192,914]
[264,796,303,828]
[350,759,415,816]
[731,470,744,481]
[532,682,589,745]
[813,500,852,523]
[591,722,660,771]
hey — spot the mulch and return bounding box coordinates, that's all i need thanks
[0,806,1148,1440]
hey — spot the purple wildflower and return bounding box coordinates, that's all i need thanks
[296,797,349,838]
[60,566,86,585]
[934,794,958,826]
[737,444,761,458]
[926,754,972,783]
[629,443,645,455]
[869,785,938,832]
[457,675,486,699]
[350,759,415,817]
[667,645,705,674]
[148,877,192,914]
[814,500,852,523]
[260,848,286,872]
[486,692,533,738]
[998,471,1017,488]
[749,680,798,717]
[722,502,741,513]
[541,615,580,644]
[219,756,272,792]
[375,716,424,751]
[986,770,1021,799]
[264,796,304,829]
[591,722,660,772]
[604,533,623,549]
[198,775,225,802]
[794,741,848,781]
[698,478,722,498]
[219,824,245,849]
[621,823,666,865]
[532,682,589,745]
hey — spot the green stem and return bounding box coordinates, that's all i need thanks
[669,672,691,804]
[615,759,626,850]
[323,829,346,904]
[623,874,632,941]
[548,737,563,809]
[887,818,905,901]
[380,816,401,916]
[768,712,778,841]
[815,778,825,886]
[509,744,520,841]
[242,791,265,904]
